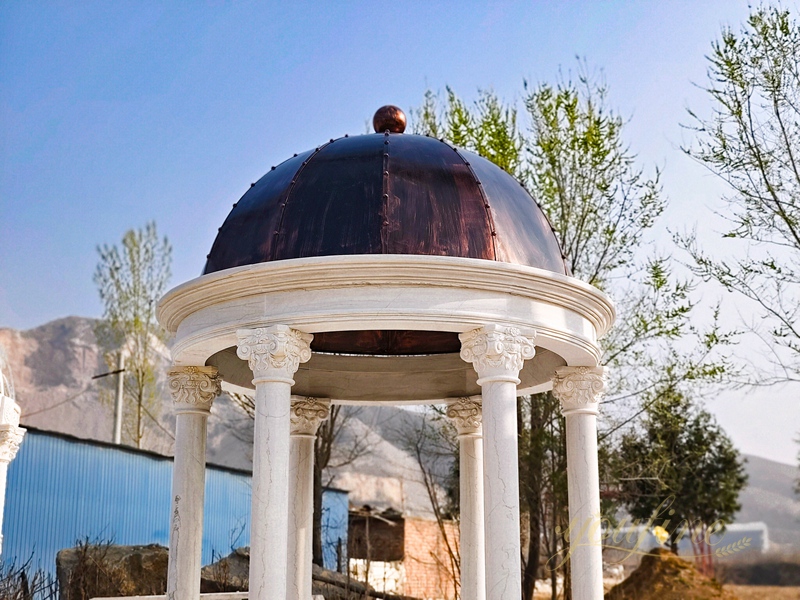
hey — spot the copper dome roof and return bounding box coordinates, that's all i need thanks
[203,131,567,276]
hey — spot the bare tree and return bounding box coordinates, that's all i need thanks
[680,5,800,383]
[227,394,371,568]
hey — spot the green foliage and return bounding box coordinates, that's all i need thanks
[616,391,747,555]
[525,76,664,288]
[94,221,171,447]
[413,69,735,598]
[681,5,800,381]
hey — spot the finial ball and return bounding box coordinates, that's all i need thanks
[373,105,407,134]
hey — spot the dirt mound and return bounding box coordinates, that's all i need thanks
[606,548,738,600]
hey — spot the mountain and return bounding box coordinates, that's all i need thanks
[0,316,446,515]
[738,454,800,550]
[0,316,254,468]
[2,316,797,533]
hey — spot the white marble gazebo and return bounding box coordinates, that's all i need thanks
[0,347,25,556]
[157,106,615,600]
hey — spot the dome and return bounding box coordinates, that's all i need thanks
[204,119,566,276]
[200,107,568,356]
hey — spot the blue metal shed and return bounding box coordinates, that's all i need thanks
[3,429,348,576]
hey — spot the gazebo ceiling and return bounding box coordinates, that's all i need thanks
[202,106,568,356]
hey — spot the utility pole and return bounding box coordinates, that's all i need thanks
[113,352,125,444]
[92,353,126,444]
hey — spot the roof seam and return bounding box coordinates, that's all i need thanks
[381,132,391,253]
[270,140,335,261]
[446,142,499,261]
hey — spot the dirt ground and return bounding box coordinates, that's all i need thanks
[532,585,800,599]
[725,585,800,599]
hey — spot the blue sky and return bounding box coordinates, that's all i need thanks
[2,1,798,464]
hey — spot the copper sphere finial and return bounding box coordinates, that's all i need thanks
[373,105,407,134]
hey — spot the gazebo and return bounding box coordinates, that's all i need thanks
[0,346,25,556]
[157,106,614,600]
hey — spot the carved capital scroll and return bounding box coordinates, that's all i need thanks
[236,325,313,384]
[0,425,25,463]
[446,398,482,436]
[168,366,221,414]
[290,397,331,436]
[459,324,536,383]
[552,366,605,415]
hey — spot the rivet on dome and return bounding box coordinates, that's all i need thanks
[330,139,334,143]
[250,183,255,188]
[271,166,276,170]
[293,153,298,157]
[372,105,407,134]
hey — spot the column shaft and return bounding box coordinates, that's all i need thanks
[446,398,485,600]
[288,434,314,599]
[459,324,535,600]
[0,424,25,555]
[459,433,485,600]
[236,326,313,600]
[288,398,330,600]
[481,380,523,599]
[168,412,208,600]
[564,411,603,599]
[250,380,292,600]
[166,366,220,600]
[552,366,605,600]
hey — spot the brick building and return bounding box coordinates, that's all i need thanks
[349,506,460,600]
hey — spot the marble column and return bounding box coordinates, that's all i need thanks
[236,325,313,600]
[0,393,25,555]
[166,366,221,600]
[288,397,330,600]
[552,366,605,600]
[446,397,486,600]
[459,324,535,600]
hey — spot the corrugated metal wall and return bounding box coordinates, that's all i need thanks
[3,429,348,576]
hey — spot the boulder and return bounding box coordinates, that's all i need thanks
[56,543,167,600]
[201,547,418,599]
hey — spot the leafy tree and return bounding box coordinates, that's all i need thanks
[94,221,171,448]
[616,391,747,575]
[681,5,800,382]
[414,73,730,600]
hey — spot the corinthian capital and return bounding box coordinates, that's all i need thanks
[168,366,221,414]
[446,398,482,436]
[552,366,605,415]
[236,325,313,383]
[459,324,536,383]
[0,425,25,463]
[290,397,331,436]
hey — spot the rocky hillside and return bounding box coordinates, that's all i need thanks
[0,316,448,516]
[2,316,798,531]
